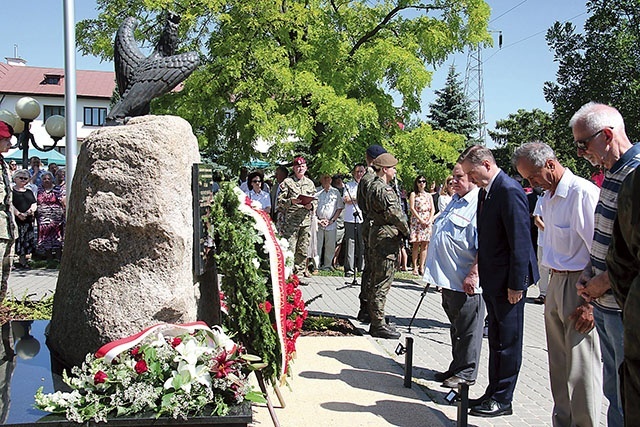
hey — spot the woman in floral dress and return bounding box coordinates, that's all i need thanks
[409,175,434,275]
[35,172,65,261]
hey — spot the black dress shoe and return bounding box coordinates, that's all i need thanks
[433,371,452,382]
[441,375,475,388]
[468,394,487,407]
[369,324,401,339]
[469,398,512,417]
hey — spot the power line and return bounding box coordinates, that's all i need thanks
[483,11,588,64]
[489,0,529,24]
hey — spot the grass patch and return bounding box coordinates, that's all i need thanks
[0,295,53,324]
[302,315,360,336]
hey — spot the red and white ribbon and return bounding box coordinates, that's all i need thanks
[95,321,216,363]
[236,189,288,380]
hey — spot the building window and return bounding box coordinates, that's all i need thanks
[44,105,65,121]
[83,107,107,126]
[43,74,63,85]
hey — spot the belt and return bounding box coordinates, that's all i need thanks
[550,269,582,275]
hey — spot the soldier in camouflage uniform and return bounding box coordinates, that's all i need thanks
[356,145,387,323]
[0,121,15,301]
[366,153,409,339]
[277,156,317,277]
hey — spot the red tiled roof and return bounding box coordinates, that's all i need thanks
[0,63,115,99]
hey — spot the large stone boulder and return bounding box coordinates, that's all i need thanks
[47,115,200,367]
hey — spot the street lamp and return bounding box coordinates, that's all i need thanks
[0,97,65,170]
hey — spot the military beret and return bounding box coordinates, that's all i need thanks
[0,121,13,139]
[366,145,387,159]
[372,153,398,168]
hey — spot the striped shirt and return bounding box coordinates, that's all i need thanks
[592,142,640,311]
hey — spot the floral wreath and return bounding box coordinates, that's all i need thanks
[210,184,307,383]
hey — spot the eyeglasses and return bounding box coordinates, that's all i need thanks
[16,177,28,180]
[573,127,612,151]
[418,180,426,183]
[251,180,262,183]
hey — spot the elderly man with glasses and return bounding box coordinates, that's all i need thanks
[569,102,640,426]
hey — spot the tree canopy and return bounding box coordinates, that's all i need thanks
[488,108,553,174]
[544,0,640,178]
[427,64,478,143]
[78,0,491,175]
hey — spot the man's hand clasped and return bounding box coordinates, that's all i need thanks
[507,288,523,304]
[569,303,595,334]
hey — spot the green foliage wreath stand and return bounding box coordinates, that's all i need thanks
[210,183,281,383]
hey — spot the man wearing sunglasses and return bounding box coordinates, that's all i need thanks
[569,102,640,427]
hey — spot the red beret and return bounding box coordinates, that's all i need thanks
[293,156,306,165]
[0,121,13,139]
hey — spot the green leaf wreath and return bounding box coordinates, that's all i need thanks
[210,183,281,383]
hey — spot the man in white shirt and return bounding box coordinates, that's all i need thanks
[342,164,365,277]
[315,174,344,270]
[514,141,602,427]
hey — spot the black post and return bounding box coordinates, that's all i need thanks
[457,383,469,427]
[18,121,31,170]
[403,336,413,388]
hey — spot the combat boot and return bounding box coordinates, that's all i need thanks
[369,324,401,339]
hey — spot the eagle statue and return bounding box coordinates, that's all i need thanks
[106,12,200,124]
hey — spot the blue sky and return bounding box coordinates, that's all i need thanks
[3,0,587,143]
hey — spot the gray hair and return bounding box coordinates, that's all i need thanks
[512,141,556,169]
[42,171,55,181]
[12,169,29,181]
[457,145,496,166]
[569,102,625,133]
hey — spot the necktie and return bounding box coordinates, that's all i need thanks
[478,188,486,216]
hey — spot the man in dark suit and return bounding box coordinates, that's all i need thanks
[459,145,539,417]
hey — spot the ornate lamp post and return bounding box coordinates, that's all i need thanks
[0,96,65,170]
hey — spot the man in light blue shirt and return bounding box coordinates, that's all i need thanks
[423,162,484,389]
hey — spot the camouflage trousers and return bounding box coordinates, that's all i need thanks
[0,238,13,301]
[367,252,397,328]
[287,225,311,275]
[358,220,372,312]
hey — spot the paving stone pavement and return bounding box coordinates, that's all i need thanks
[7,269,610,426]
[302,273,609,427]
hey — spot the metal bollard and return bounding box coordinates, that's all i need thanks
[403,336,413,388]
[456,382,469,427]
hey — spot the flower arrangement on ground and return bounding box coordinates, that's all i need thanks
[211,184,307,383]
[34,322,265,423]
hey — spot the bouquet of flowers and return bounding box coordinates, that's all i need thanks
[35,322,265,423]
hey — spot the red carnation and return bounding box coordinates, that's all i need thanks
[171,337,182,348]
[94,370,108,384]
[134,359,148,374]
[259,301,273,314]
[130,347,142,360]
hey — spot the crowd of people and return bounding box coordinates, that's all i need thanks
[0,121,66,282]
[236,101,640,425]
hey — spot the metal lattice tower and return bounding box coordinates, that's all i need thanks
[464,46,485,143]
[464,32,501,145]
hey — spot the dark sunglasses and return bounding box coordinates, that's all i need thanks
[573,127,612,151]
[417,180,427,183]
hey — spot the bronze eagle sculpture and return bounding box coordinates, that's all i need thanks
[106,12,200,124]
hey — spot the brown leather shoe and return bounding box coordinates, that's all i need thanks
[441,375,475,388]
